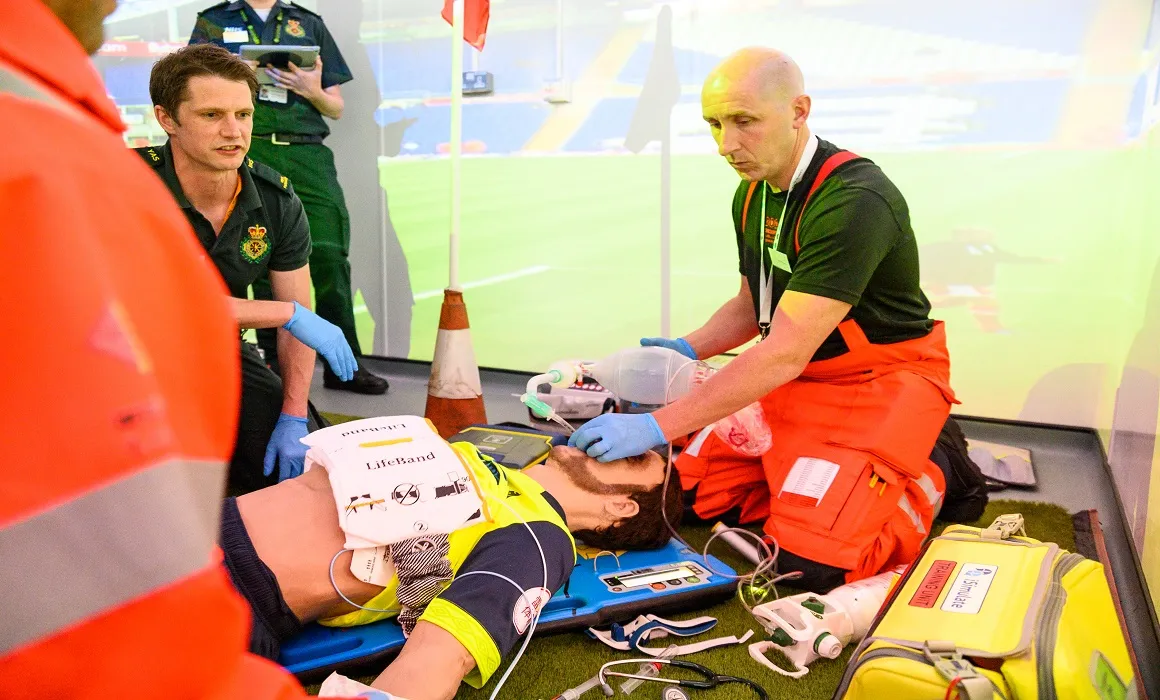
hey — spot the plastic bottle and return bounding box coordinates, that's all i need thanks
[822,566,906,638]
[550,347,773,457]
[571,346,705,405]
[750,566,905,677]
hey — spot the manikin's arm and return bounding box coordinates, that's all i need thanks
[371,622,475,700]
[654,290,851,439]
[682,276,760,358]
[269,267,314,417]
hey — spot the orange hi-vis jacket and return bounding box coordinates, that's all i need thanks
[0,1,309,697]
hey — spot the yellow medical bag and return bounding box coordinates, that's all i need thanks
[833,515,1136,700]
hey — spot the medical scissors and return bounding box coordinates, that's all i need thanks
[598,658,769,699]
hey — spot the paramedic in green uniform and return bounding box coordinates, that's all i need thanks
[137,44,357,491]
[190,0,389,395]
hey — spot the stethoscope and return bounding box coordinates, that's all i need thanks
[598,658,769,699]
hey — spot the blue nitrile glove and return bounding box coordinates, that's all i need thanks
[264,413,309,482]
[283,301,357,382]
[640,337,697,360]
[568,413,667,463]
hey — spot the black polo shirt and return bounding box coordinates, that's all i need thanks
[189,0,353,138]
[134,141,311,298]
[733,137,934,361]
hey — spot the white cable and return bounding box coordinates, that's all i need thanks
[327,549,401,615]
[658,356,801,610]
[477,491,549,700]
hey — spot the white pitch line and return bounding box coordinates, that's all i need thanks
[413,265,552,301]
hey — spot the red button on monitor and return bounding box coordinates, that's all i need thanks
[650,582,666,591]
[611,586,623,592]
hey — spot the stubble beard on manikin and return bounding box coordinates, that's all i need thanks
[549,446,652,496]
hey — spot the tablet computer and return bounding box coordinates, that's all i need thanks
[239,44,319,85]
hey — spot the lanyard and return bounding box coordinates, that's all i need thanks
[757,183,792,340]
[242,8,283,44]
[755,134,818,340]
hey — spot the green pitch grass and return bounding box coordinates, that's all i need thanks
[359,144,1160,421]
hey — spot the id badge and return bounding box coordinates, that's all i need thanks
[222,28,249,43]
[769,249,792,273]
[259,85,289,104]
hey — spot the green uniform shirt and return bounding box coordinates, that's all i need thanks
[189,0,353,138]
[134,141,312,298]
[733,137,934,361]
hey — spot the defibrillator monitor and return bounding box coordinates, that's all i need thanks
[240,45,318,85]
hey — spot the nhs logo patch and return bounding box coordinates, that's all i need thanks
[940,563,999,615]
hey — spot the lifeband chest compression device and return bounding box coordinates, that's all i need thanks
[302,415,487,589]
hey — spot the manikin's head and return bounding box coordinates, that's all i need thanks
[41,0,117,55]
[701,47,811,186]
[527,445,683,550]
[150,44,259,175]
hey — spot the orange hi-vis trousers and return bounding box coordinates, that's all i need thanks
[677,320,957,581]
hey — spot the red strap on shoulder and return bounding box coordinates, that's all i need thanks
[793,151,860,254]
[740,181,759,234]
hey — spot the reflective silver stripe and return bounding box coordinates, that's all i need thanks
[0,60,97,126]
[0,458,225,654]
[684,426,714,457]
[915,473,943,506]
[896,493,926,535]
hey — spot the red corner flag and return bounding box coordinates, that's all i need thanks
[442,0,490,51]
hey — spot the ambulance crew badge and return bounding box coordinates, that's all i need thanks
[241,224,270,263]
[286,19,305,37]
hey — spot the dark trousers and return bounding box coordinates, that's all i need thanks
[231,340,324,495]
[249,139,360,371]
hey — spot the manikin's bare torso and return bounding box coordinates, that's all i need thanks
[235,467,386,622]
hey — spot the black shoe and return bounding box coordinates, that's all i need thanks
[932,416,989,523]
[324,364,390,395]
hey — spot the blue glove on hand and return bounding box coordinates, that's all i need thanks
[568,413,667,463]
[264,413,309,482]
[283,301,357,382]
[640,337,697,360]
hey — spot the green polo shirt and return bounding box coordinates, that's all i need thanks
[733,137,933,361]
[189,0,353,138]
[134,141,311,298]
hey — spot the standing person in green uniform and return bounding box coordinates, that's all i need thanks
[190,0,389,395]
[137,44,358,491]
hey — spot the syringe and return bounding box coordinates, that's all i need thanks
[619,644,680,695]
[548,672,601,700]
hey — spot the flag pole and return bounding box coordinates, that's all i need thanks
[660,87,672,338]
[449,0,464,292]
[659,6,672,338]
[426,0,487,437]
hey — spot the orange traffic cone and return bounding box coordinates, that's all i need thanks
[425,289,487,437]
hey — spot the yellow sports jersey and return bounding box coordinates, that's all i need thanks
[319,442,576,687]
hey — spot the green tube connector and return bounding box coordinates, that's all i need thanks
[521,394,555,419]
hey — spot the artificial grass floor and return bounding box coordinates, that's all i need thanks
[310,415,1076,699]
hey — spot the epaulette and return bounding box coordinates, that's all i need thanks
[245,156,295,195]
[196,1,230,15]
[288,1,322,18]
[134,145,166,170]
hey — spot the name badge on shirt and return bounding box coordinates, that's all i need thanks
[259,85,289,104]
[222,27,249,43]
[769,249,792,273]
